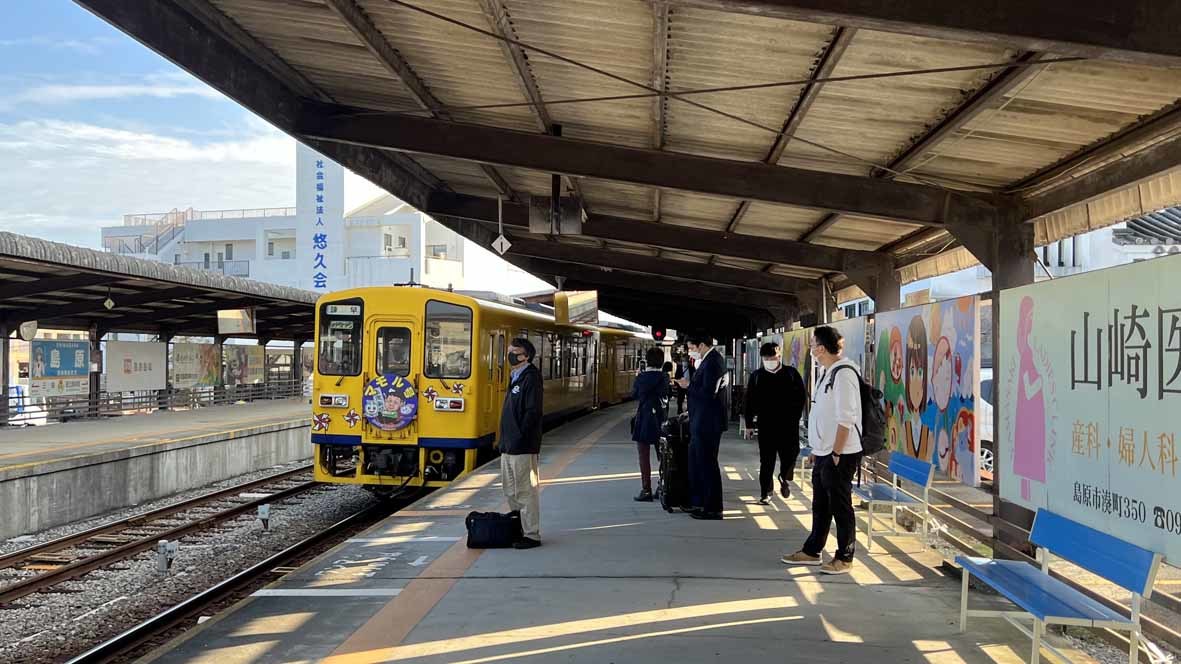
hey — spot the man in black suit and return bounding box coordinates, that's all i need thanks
[500,338,544,549]
[675,334,727,519]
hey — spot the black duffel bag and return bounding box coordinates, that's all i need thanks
[465,510,523,548]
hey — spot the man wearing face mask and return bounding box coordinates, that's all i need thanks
[743,342,806,504]
[499,338,544,549]
[675,334,727,519]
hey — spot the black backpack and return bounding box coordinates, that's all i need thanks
[823,364,886,456]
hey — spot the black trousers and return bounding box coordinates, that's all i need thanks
[689,425,723,514]
[803,453,861,562]
[757,430,800,497]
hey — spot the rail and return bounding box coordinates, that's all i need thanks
[1,378,307,428]
[0,469,319,606]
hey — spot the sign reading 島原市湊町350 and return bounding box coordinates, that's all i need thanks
[999,254,1181,561]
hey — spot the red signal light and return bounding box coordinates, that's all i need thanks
[652,327,666,340]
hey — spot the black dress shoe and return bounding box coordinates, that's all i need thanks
[634,489,654,502]
[690,511,723,520]
[513,537,541,549]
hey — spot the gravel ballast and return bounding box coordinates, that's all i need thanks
[0,461,378,664]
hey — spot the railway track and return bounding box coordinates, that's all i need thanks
[65,500,399,664]
[0,465,319,606]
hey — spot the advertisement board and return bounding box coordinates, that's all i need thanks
[999,255,1181,560]
[173,343,221,389]
[874,297,981,486]
[29,340,90,397]
[105,341,167,392]
[224,345,265,386]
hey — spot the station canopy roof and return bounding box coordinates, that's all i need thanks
[0,232,316,339]
[76,0,1181,336]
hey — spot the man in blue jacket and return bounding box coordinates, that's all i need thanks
[675,334,727,519]
[500,338,544,549]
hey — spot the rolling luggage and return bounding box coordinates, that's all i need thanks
[657,414,692,513]
[465,510,523,548]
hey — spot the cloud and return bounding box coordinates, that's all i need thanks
[0,117,422,249]
[0,118,297,247]
[0,81,223,111]
[0,36,119,55]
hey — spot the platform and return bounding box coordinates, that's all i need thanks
[0,399,310,540]
[145,407,1083,664]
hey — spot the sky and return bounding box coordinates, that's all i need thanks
[0,2,390,247]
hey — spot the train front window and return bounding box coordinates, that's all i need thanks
[376,327,412,376]
[318,300,363,376]
[425,300,472,379]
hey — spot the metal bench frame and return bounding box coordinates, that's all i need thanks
[853,452,934,552]
[958,510,1162,664]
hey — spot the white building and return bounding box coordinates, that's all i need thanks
[100,144,545,294]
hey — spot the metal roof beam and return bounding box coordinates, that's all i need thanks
[801,50,1046,245]
[726,26,856,239]
[508,255,792,316]
[0,273,120,302]
[1010,102,1181,196]
[3,287,200,326]
[428,192,888,274]
[300,104,1007,228]
[679,0,1181,66]
[323,0,514,200]
[74,0,434,211]
[1022,133,1181,221]
[505,237,814,295]
[100,297,266,330]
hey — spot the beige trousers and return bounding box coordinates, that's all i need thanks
[500,453,540,540]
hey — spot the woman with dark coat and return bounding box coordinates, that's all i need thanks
[632,347,670,501]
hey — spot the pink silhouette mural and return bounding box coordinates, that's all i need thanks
[1012,296,1046,500]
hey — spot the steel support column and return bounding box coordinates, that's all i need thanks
[874,261,902,313]
[0,323,9,427]
[88,324,102,419]
[816,279,831,325]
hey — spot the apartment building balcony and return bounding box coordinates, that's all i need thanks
[175,259,250,278]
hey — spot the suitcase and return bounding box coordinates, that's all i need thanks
[465,510,523,548]
[658,414,692,513]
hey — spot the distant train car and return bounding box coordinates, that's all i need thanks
[310,286,650,492]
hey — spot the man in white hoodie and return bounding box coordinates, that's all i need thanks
[782,326,863,575]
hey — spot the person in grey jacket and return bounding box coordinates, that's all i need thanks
[499,337,544,549]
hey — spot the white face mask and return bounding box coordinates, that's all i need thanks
[688,350,702,361]
[763,359,780,372]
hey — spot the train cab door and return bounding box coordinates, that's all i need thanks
[490,332,506,411]
[367,317,418,440]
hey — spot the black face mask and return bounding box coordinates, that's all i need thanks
[508,352,525,366]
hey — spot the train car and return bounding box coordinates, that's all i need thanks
[310,286,649,492]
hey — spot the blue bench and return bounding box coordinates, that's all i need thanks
[957,509,1161,664]
[851,451,934,551]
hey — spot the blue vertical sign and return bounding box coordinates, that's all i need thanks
[296,143,344,291]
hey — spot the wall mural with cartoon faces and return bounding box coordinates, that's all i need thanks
[874,296,981,486]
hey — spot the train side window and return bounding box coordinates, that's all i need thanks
[530,330,544,369]
[376,327,412,376]
[425,300,472,379]
[318,299,363,376]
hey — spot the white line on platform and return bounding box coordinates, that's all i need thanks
[346,536,462,543]
[251,589,403,597]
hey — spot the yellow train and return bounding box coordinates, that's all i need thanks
[310,286,650,492]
